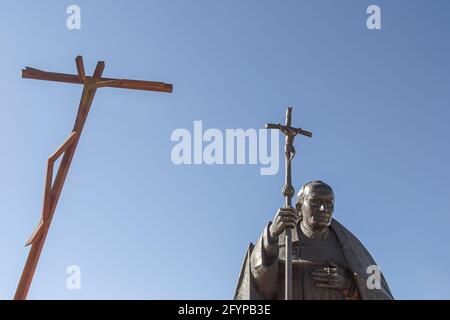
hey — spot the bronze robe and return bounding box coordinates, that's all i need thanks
[234,219,393,300]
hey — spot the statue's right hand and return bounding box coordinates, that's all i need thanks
[269,206,298,239]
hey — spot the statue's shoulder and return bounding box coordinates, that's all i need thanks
[330,218,374,261]
[331,219,362,243]
[331,218,394,300]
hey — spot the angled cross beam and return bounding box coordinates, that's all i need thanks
[14,56,172,300]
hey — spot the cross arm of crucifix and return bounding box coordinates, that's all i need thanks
[265,106,312,138]
[265,123,313,138]
[22,56,173,93]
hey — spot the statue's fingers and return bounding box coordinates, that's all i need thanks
[312,267,330,274]
[311,270,326,275]
[312,276,329,282]
[280,217,296,223]
[311,271,329,277]
[329,273,340,279]
[281,222,296,230]
[315,283,334,288]
[325,276,337,282]
[279,211,297,218]
[280,208,297,216]
[330,267,338,273]
[285,222,297,228]
[279,213,296,219]
[329,279,340,284]
[280,217,297,225]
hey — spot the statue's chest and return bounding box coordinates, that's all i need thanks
[278,229,347,267]
[277,233,350,300]
[295,241,346,266]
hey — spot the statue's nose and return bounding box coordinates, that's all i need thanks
[319,204,325,212]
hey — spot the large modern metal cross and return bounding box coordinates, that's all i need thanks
[265,107,312,300]
[14,56,172,300]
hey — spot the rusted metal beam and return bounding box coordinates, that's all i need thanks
[14,56,172,300]
[22,67,173,93]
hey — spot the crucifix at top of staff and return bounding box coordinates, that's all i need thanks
[14,56,172,300]
[265,107,313,300]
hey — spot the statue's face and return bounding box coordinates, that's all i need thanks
[301,187,334,231]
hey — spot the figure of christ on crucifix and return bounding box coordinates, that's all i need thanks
[234,108,394,300]
[14,56,172,300]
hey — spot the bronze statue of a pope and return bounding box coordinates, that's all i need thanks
[234,180,393,300]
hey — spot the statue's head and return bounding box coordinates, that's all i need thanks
[296,180,334,231]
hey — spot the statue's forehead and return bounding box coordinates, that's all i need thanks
[305,187,334,199]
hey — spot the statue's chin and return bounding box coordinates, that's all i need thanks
[310,224,329,231]
[309,219,330,231]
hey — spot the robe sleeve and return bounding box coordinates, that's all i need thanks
[250,222,280,299]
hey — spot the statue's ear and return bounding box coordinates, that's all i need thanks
[296,203,302,217]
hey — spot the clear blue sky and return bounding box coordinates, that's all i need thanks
[1,0,449,299]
